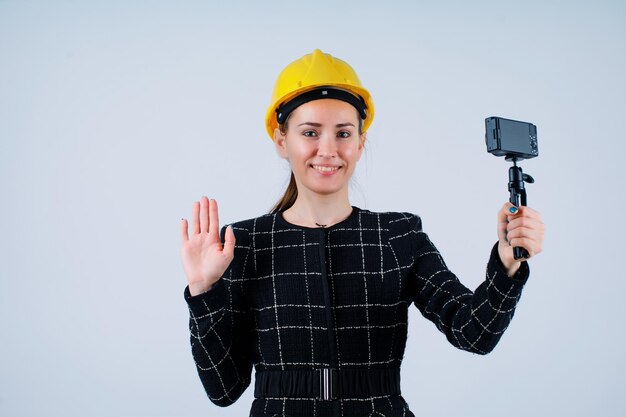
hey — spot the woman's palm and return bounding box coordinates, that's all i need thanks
[180,197,235,296]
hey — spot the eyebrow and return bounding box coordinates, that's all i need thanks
[297,122,355,128]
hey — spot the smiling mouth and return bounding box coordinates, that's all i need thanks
[311,165,341,173]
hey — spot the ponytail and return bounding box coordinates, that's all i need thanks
[269,171,298,214]
[269,113,298,214]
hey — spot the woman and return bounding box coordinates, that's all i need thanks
[180,49,545,417]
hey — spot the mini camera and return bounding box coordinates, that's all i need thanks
[485,116,538,161]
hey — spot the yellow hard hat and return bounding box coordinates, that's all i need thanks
[265,48,375,141]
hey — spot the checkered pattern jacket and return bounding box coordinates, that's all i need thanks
[183,206,530,417]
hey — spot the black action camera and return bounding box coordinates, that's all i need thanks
[485,116,538,161]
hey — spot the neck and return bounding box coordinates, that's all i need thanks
[284,196,353,228]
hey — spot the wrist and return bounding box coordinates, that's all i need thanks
[497,243,522,277]
[504,261,521,277]
[189,282,214,297]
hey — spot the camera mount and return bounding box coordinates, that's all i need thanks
[506,156,534,260]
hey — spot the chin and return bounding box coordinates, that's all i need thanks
[293,170,354,195]
[304,183,348,195]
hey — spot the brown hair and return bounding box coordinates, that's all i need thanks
[268,107,365,214]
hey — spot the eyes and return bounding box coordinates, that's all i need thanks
[302,130,351,139]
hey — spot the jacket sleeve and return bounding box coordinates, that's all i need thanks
[183,224,254,406]
[407,213,530,355]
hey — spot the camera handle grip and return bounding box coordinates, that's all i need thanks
[508,163,534,260]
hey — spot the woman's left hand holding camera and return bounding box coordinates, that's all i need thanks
[496,202,545,277]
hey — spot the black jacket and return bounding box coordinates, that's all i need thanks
[183,206,530,417]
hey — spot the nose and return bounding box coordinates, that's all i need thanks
[316,134,338,158]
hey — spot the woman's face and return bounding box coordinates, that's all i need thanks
[274,98,366,198]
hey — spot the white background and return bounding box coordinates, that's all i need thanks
[1,1,624,416]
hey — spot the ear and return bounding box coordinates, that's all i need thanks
[356,131,366,160]
[274,127,288,159]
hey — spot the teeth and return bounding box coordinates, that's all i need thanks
[312,165,339,172]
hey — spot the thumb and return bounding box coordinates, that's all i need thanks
[497,202,519,245]
[222,225,236,258]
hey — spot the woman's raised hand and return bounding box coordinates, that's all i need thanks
[180,196,236,296]
[496,202,545,277]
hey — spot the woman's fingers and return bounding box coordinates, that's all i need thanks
[507,216,545,235]
[497,202,517,243]
[506,212,545,244]
[513,205,542,220]
[180,218,189,242]
[502,202,545,258]
[200,196,210,233]
[507,235,541,257]
[507,224,544,253]
[223,224,236,258]
[507,224,542,241]
[192,200,201,234]
[187,196,225,241]
[209,198,220,241]
[190,196,221,237]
